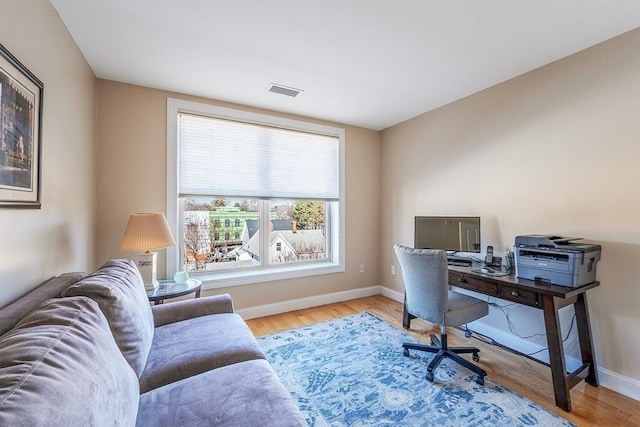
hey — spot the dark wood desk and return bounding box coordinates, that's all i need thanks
[402,265,599,412]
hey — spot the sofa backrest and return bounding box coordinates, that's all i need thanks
[0,272,85,336]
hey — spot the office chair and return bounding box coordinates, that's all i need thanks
[393,244,489,385]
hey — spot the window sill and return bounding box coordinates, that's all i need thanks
[188,261,345,290]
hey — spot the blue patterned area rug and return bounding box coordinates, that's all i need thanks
[258,312,574,427]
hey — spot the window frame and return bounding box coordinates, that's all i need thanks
[166,98,345,289]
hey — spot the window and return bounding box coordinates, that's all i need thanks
[167,99,345,288]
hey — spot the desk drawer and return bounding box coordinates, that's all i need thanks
[450,272,498,295]
[498,285,539,307]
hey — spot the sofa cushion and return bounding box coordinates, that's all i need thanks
[139,312,265,393]
[62,259,154,377]
[0,296,139,426]
[137,359,307,427]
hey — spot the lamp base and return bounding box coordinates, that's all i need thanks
[137,252,159,291]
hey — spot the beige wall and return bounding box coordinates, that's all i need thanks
[0,0,96,307]
[96,80,381,309]
[381,30,640,383]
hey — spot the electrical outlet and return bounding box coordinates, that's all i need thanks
[391,265,396,275]
[359,264,365,273]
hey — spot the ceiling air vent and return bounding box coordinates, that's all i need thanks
[268,83,303,98]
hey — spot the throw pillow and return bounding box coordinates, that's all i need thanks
[62,258,154,377]
[0,296,139,426]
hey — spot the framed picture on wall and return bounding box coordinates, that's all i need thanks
[0,43,43,209]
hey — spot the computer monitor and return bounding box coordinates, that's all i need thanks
[414,216,481,253]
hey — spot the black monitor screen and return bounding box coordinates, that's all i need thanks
[414,216,481,253]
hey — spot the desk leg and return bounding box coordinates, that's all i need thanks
[575,292,599,386]
[542,294,571,412]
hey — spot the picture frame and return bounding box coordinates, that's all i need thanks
[0,43,43,209]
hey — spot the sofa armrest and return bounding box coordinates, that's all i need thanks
[151,294,234,327]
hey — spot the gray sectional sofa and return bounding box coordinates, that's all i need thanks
[0,259,307,426]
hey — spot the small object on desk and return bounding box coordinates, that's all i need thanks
[484,245,494,264]
[505,251,515,271]
[485,256,502,268]
[472,266,510,277]
[447,255,472,266]
[147,278,202,305]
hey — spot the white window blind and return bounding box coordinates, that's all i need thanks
[179,113,339,200]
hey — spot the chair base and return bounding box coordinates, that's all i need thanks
[403,333,486,385]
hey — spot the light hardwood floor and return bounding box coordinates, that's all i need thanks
[246,295,640,427]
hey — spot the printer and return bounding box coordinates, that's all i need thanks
[514,235,601,287]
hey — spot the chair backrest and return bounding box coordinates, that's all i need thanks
[393,245,448,326]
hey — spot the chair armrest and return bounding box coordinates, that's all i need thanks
[151,294,234,327]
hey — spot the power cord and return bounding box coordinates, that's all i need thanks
[525,312,576,357]
[461,296,577,358]
[487,301,547,340]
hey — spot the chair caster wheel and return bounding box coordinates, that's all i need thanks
[475,375,484,386]
[472,352,480,362]
[403,348,410,357]
[465,329,472,338]
[426,372,434,382]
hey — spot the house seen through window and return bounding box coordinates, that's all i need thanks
[183,198,328,271]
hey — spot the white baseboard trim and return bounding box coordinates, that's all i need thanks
[237,285,639,402]
[235,286,381,320]
[379,286,403,303]
[598,366,640,402]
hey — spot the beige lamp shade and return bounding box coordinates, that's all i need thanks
[120,213,176,252]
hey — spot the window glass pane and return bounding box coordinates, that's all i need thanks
[269,200,327,264]
[182,198,261,272]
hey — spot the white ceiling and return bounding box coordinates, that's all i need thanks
[49,0,639,130]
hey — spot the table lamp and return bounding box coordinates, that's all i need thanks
[120,213,176,291]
